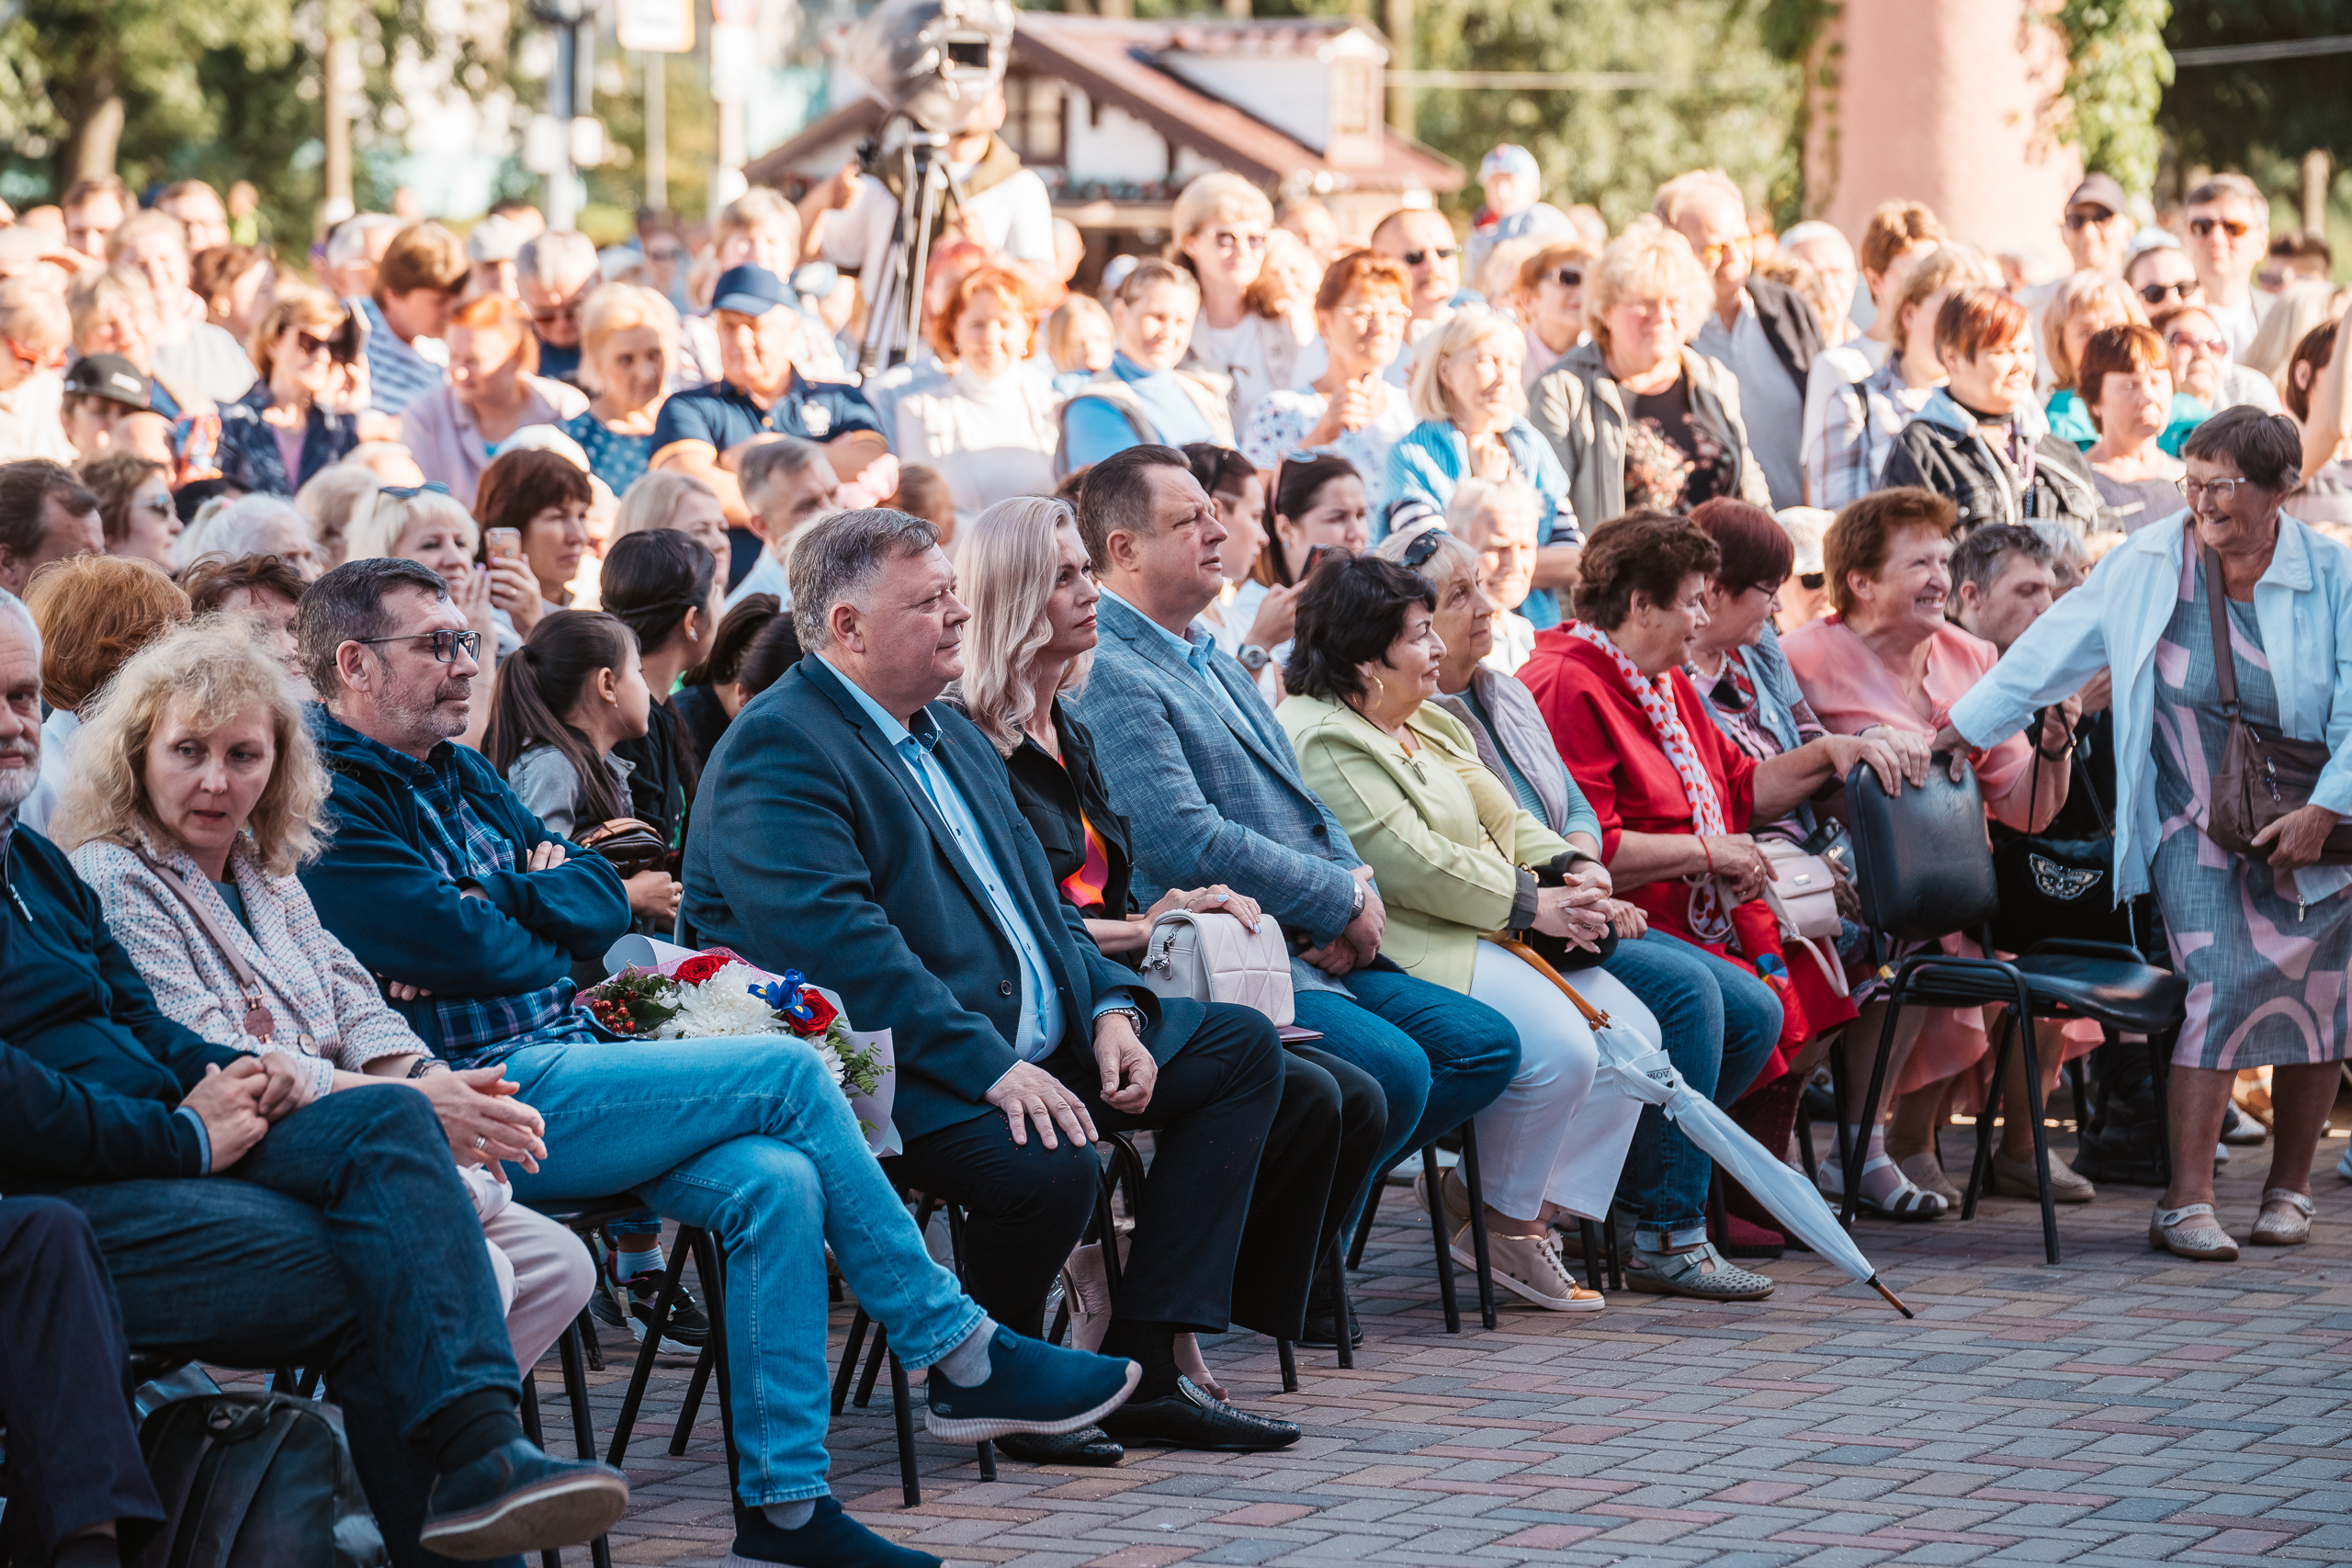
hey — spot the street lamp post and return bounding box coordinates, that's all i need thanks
[527,0,598,231]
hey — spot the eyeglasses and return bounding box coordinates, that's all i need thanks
[378,482,452,501]
[2166,331,2228,356]
[1398,528,1446,570]
[1399,246,1460,266]
[1697,236,1752,269]
[1204,229,1266,254]
[1550,267,1585,288]
[2064,207,2118,231]
[2189,216,2252,240]
[350,628,482,663]
[8,339,66,372]
[2177,477,2254,503]
[2137,279,2197,305]
[1338,304,1410,332]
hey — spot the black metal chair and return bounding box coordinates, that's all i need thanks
[1345,1124,1498,1332]
[1839,761,2188,1264]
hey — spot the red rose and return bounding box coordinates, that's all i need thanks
[785,987,840,1037]
[673,953,732,987]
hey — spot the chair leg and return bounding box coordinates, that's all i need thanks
[1328,1244,1353,1371]
[856,1325,889,1409]
[2014,1004,2061,1266]
[574,1305,605,1374]
[1276,1338,1298,1393]
[670,1341,715,1458]
[1346,1172,1383,1270]
[1794,1089,1819,1183]
[2148,1028,2176,1188]
[1603,1211,1623,1292]
[1963,1009,2017,1222]
[1420,1145,1460,1334]
[1456,1123,1497,1331]
[687,1229,742,1501]
[1577,1219,1602,1292]
[1841,982,1908,1228]
[606,1240,691,1467]
[517,1371,561,1568]
[831,1309,872,1417]
[888,1352,921,1508]
[556,1325,614,1568]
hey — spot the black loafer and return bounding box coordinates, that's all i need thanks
[420,1439,629,1561]
[1096,1377,1300,1452]
[993,1427,1125,1467]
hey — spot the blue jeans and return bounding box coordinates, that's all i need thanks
[499,1035,985,1507]
[1604,931,1781,1249]
[1294,961,1521,1227]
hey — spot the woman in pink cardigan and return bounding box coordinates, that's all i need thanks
[53,619,593,1371]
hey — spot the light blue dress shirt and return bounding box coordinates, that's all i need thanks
[1098,586,1254,732]
[837,672,1133,1063]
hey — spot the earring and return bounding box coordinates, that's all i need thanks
[1373,674,1387,697]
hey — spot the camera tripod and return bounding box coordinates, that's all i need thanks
[855,119,972,374]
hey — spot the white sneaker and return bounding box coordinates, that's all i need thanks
[1454,1224,1604,1312]
[2335,1147,2352,1183]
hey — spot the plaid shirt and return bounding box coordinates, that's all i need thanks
[332,721,599,1066]
[1808,357,1933,511]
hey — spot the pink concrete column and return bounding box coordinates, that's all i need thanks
[1804,0,2084,256]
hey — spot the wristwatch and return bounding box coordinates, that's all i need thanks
[1349,880,1368,921]
[1099,1006,1147,1038]
[1237,644,1272,673]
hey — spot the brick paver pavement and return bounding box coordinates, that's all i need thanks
[526,1123,2352,1567]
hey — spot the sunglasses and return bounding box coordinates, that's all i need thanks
[1698,237,1751,268]
[379,482,453,500]
[2189,217,2251,240]
[2166,331,2228,356]
[1399,528,1446,570]
[1550,267,1585,288]
[1205,229,1267,254]
[1400,246,1461,266]
[2137,279,2197,305]
[528,300,585,325]
[2064,207,2118,231]
[351,627,482,663]
[1797,571,1826,591]
[293,332,338,358]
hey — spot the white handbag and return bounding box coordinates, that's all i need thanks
[1758,838,1849,997]
[1136,910,1295,1026]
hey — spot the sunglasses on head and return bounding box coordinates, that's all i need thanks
[2189,216,2251,240]
[1399,527,1446,570]
[379,482,453,500]
[2137,279,2196,304]
[1400,245,1460,266]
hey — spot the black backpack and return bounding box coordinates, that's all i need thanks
[136,1392,386,1568]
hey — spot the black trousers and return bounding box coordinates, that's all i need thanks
[0,1198,164,1565]
[1251,1041,1385,1329]
[57,1089,524,1568]
[894,1002,1309,1337]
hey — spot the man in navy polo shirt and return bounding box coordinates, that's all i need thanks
[650,264,888,528]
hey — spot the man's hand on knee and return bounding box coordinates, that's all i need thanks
[985,1061,1098,1150]
[1092,1014,1155,1114]
[184,1060,270,1170]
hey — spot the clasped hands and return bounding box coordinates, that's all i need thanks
[181,1057,548,1180]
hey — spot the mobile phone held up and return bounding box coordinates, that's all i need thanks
[485,527,524,560]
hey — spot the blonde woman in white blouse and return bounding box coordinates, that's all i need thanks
[892,265,1058,529]
[55,619,594,1370]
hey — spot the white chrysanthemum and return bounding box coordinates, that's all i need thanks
[656,963,787,1039]
[809,1034,846,1089]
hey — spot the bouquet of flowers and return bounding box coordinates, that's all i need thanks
[582,949,893,1139]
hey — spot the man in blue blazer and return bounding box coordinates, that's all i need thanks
[687,507,1313,1460]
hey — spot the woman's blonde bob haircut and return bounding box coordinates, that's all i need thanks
[2038,269,2145,393]
[610,470,718,543]
[1409,308,1526,425]
[342,487,479,567]
[578,283,681,394]
[1584,216,1711,358]
[950,495,1092,757]
[1168,173,1273,254]
[51,618,330,879]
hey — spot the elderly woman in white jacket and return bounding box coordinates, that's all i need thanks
[1943,407,2352,1264]
[55,619,594,1367]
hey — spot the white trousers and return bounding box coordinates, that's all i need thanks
[462,1165,600,1371]
[1467,942,1654,1223]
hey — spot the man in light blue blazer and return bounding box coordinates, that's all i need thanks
[1069,445,1521,1343]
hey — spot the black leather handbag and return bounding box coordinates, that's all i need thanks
[137,1391,387,1568]
[1843,755,2000,942]
[1989,715,2136,953]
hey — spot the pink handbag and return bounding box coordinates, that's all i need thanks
[1758,838,1849,997]
[1136,910,1295,1026]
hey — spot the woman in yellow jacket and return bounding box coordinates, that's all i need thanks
[1278,549,1652,1313]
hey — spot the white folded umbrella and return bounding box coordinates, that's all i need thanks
[1498,940,1913,1317]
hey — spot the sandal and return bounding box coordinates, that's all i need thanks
[1816,1156,1949,1222]
[2251,1188,2314,1247]
[2149,1202,2239,1260]
[1623,1240,1773,1302]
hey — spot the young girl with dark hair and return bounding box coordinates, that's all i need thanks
[673,592,780,762]
[597,528,718,851]
[1225,452,1369,701]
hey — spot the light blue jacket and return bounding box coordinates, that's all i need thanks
[1384,416,1577,627]
[1949,510,2352,905]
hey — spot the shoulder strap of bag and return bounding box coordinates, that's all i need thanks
[130,844,273,1043]
[2201,542,2241,717]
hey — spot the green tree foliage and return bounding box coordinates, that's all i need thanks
[2051,0,2174,195]
[2160,0,2352,175]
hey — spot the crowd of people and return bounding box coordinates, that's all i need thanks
[1,125,2349,1568]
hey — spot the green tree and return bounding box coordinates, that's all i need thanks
[2160,0,2352,178]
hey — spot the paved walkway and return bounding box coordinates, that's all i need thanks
[536,1123,2352,1568]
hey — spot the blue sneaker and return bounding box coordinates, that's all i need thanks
[922,1326,1140,1443]
[419,1438,628,1561]
[725,1497,937,1568]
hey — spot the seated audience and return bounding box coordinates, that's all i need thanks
[401,294,588,506]
[295,556,1142,1564]
[343,482,520,713]
[179,552,309,687]
[109,210,255,407]
[2037,271,2144,441]
[1238,250,1418,518]
[1517,241,1598,389]
[612,468,731,564]
[1808,244,1993,510]
[672,591,779,761]
[595,526,716,849]
[2077,323,2188,529]
[191,241,276,349]
[729,606,805,700]
[56,619,596,1370]
[18,552,190,832]
[352,220,468,419]
[650,264,886,527]
[0,581,629,1567]
[176,492,319,580]
[0,457,104,594]
[951,491,1380,1426]
[78,450,181,567]
[2242,280,2342,388]
[516,231,600,388]
[889,462,957,542]
[1442,477,1541,673]
[60,356,172,468]
[1069,445,1521,1302]
[1782,490,2085,1209]
[1277,550,1644,1311]
[294,459,385,570]
[1169,174,1305,432]
[1529,220,1765,562]
[1057,260,1232,472]
[476,446,594,645]
[561,283,680,495]
[1879,288,2102,536]
[684,505,1308,1459]
[344,438,431,488]
[210,291,365,495]
[1388,308,1577,625]
[1045,294,1114,392]
[727,435,841,609]
[894,266,1057,529]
